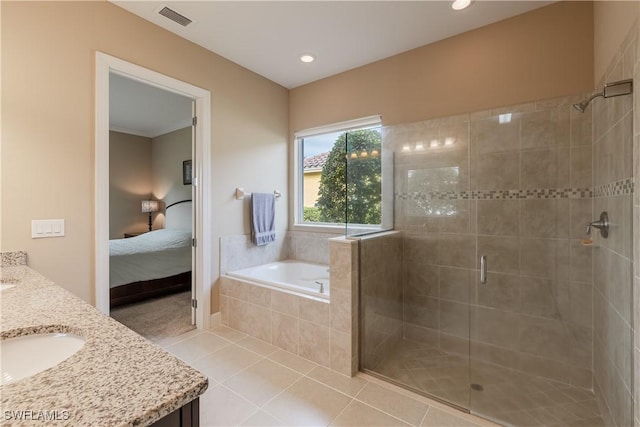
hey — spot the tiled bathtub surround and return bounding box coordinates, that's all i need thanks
[288,230,341,265]
[220,237,358,376]
[219,234,288,274]
[220,230,340,274]
[592,20,637,427]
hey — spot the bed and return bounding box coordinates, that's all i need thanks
[109,200,193,308]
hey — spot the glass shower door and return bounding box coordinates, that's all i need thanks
[360,93,632,426]
[468,99,606,426]
[360,119,473,411]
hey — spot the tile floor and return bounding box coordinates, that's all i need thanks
[158,326,499,427]
[371,339,606,427]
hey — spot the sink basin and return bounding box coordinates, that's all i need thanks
[1,333,85,385]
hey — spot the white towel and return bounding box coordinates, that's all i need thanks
[251,193,276,246]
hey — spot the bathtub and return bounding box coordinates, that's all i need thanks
[226,260,330,300]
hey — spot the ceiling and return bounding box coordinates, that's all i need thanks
[109,1,553,136]
[112,1,553,89]
[109,73,193,138]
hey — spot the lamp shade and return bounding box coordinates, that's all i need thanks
[141,200,159,213]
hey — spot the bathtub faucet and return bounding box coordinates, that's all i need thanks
[315,281,324,294]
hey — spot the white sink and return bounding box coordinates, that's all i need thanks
[1,333,86,385]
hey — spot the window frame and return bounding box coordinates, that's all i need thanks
[292,115,385,232]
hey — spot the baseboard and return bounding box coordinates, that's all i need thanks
[210,312,221,328]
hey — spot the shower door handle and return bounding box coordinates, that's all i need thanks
[480,255,487,284]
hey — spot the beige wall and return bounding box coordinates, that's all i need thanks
[289,1,594,132]
[109,131,153,239]
[1,1,289,307]
[151,127,192,230]
[594,1,640,84]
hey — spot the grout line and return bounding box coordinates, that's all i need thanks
[235,335,280,357]
[205,328,245,345]
[419,406,431,427]
[214,383,262,425]
[220,344,269,378]
[325,397,355,426]
[267,350,319,375]
[185,339,234,365]
[302,370,361,399]
[352,397,421,427]
[256,374,306,411]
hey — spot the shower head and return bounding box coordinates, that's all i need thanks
[572,79,633,113]
[572,93,602,113]
[572,103,586,113]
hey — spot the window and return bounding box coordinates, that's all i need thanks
[294,116,387,232]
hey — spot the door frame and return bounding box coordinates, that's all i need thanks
[94,52,212,329]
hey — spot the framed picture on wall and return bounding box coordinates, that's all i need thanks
[183,160,192,185]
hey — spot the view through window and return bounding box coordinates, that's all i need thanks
[298,124,382,227]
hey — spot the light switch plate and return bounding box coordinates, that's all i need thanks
[32,220,65,238]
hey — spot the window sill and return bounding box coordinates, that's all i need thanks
[290,223,345,234]
[290,223,387,235]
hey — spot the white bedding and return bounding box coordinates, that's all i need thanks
[109,229,192,288]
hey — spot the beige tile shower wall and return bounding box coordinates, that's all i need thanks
[592,21,637,427]
[220,237,358,376]
[635,60,640,427]
[359,232,403,372]
[389,94,595,389]
[633,16,640,427]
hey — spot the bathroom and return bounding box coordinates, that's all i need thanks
[2,1,640,426]
[218,3,639,426]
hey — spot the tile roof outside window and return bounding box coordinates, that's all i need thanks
[303,152,329,170]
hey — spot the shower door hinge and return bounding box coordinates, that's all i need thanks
[191,299,198,309]
[192,116,198,126]
[192,238,197,247]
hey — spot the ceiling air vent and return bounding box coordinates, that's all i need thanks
[158,6,192,27]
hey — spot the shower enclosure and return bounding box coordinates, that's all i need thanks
[357,90,634,426]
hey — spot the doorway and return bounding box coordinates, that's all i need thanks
[108,73,194,340]
[95,52,212,332]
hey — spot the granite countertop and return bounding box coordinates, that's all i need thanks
[0,253,208,426]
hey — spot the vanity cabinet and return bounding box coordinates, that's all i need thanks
[151,398,199,427]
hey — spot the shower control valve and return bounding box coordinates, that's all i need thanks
[587,211,609,239]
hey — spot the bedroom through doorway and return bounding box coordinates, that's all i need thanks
[106,71,196,343]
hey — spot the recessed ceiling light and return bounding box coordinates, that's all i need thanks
[300,54,315,63]
[451,0,473,11]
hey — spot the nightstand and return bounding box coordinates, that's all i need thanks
[124,231,147,238]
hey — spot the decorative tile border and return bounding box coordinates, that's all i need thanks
[396,188,593,201]
[593,178,635,198]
